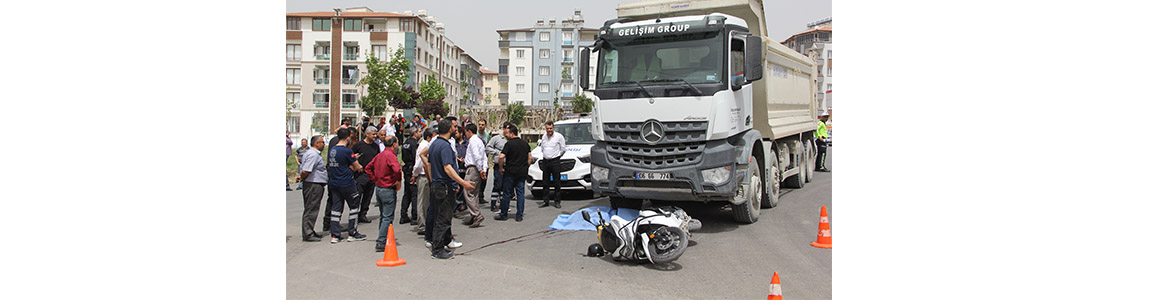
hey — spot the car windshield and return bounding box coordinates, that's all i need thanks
[556,122,594,145]
[597,31,724,88]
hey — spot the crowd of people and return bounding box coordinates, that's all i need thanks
[291,113,569,260]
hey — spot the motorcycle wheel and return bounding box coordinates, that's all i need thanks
[646,226,688,263]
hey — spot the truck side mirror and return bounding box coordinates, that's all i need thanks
[579,48,591,91]
[746,36,763,82]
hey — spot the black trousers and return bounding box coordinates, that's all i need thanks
[300,182,326,238]
[815,139,829,170]
[356,173,376,219]
[328,184,361,237]
[401,172,418,220]
[426,184,455,253]
[541,157,563,202]
[322,186,334,232]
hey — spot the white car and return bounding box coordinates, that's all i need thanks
[526,117,596,197]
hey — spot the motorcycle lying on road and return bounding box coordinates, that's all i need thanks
[581,206,702,264]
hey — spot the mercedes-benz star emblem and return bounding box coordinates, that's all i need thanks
[641,120,665,144]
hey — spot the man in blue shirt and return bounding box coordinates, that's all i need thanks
[425,118,476,260]
[327,128,368,244]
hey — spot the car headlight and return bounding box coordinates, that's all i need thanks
[701,166,732,184]
[578,156,590,164]
[591,165,609,180]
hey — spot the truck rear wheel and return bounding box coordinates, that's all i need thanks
[732,157,762,223]
[763,150,781,209]
[805,140,815,183]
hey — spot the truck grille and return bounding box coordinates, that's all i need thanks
[603,121,708,169]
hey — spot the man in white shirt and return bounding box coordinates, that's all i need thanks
[412,128,435,231]
[537,120,567,209]
[460,124,488,227]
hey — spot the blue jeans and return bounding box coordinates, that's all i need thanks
[499,173,526,218]
[374,185,398,246]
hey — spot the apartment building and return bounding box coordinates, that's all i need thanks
[782,17,832,115]
[286,7,479,139]
[480,68,499,105]
[496,9,599,107]
[459,52,483,107]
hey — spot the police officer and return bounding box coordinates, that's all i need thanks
[814,113,831,172]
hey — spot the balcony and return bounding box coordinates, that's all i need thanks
[561,92,573,98]
[315,54,330,60]
[342,77,357,85]
[342,102,356,109]
[314,101,328,108]
[499,59,509,68]
[562,40,573,45]
[498,75,508,82]
[562,58,573,64]
[315,78,329,84]
[498,93,509,100]
[344,54,359,60]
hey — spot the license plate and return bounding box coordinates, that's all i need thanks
[635,172,672,180]
[548,175,568,180]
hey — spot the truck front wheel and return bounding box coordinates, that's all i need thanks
[732,157,762,223]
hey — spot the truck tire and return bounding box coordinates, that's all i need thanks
[763,149,781,209]
[732,157,762,223]
[609,196,642,210]
[784,144,805,189]
[805,140,815,183]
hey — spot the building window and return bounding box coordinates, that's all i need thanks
[540,49,550,58]
[540,32,550,41]
[538,100,550,106]
[485,87,492,94]
[517,84,525,92]
[312,18,330,31]
[827,67,831,77]
[287,92,301,109]
[563,32,573,44]
[313,89,329,108]
[539,66,550,76]
[286,68,301,85]
[516,49,525,58]
[372,45,387,61]
[539,83,550,93]
[400,19,414,32]
[287,17,301,30]
[516,66,525,75]
[287,115,300,133]
[344,19,363,31]
[342,89,358,108]
[827,50,832,59]
[563,49,572,62]
[286,44,302,61]
[313,68,329,84]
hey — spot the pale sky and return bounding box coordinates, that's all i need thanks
[286,0,831,71]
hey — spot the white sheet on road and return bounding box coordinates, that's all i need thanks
[547,206,640,231]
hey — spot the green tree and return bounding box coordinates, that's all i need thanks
[358,45,415,118]
[570,94,593,114]
[506,102,526,127]
[417,75,449,117]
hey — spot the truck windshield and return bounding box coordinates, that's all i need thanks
[597,31,724,88]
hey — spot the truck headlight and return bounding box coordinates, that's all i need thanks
[592,165,609,180]
[701,166,732,184]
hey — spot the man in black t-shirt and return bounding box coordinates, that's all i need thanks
[353,126,382,223]
[326,127,367,243]
[495,124,532,222]
[322,124,349,232]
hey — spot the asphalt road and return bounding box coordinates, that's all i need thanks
[286,148,831,299]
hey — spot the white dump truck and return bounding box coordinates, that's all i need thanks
[578,0,819,223]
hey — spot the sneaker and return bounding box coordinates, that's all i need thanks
[538,202,550,208]
[515,215,523,222]
[375,245,385,252]
[330,236,340,244]
[399,217,412,224]
[490,206,499,213]
[348,232,367,242]
[431,250,455,259]
[469,215,485,228]
[494,214,508,221]
[447,241,463,249]
[425,241,432,249]
[303,235,322,242]
[553,201,561,209]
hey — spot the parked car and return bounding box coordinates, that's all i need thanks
[527,117,596,197]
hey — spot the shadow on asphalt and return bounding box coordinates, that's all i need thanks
[593,255,686,272]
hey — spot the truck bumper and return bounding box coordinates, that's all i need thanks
[590,139,746,202]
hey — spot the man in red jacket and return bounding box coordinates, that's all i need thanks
[365,136,402,252]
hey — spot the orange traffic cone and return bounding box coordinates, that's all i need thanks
[810,206,832,249]
[376,224,406,267]
[767,272,783,300]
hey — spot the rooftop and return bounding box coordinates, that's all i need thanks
[782,26,832,44]
[286,11,412,18]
